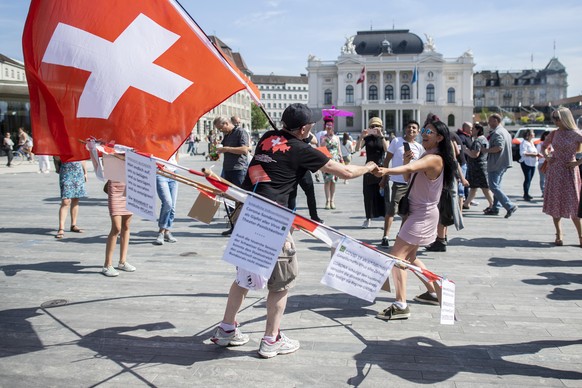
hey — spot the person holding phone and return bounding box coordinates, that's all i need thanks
[379,120,424,247]
[356,117,389,228]
[373,116,456,320]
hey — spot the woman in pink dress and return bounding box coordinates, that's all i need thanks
[102,180,135,277]
[541,107,582,247]
[373,116,456,320]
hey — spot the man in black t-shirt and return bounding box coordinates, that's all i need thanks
[211,103,377,358]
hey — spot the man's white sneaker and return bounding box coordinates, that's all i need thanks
[258,332,300,358]
[210,326,249,347]
[154,232,164,245]
[361,219,371,229]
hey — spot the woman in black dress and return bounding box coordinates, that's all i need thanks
[356,117,389,228]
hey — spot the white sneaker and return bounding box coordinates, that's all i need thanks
[102,266,119,277]
[154,232,164,245]
[164,232,177,243]
[470,200,479,206]
[361,219,371,229]
[118,262,136,272]
[258,332,300,358]
[210,326,249,347]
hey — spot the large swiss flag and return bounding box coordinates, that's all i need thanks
[23,0,259,161]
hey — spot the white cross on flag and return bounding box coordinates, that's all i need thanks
[23,0,260,161]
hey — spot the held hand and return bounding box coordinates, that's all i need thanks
[372,167,386,177]
[462,178,470,187]
[365,161,377,172]
[361,129,369,137]
[216,147,225,154]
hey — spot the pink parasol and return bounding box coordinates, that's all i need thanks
[322,106,354,117]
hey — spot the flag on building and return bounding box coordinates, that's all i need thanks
[411,65,418,84]
[22,0,259,161]
[356,66,366,84]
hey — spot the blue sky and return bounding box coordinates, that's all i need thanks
[2,1,581,97]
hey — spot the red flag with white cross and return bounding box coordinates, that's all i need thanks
[22,0,260,161]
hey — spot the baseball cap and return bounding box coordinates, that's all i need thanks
[281,103,315,130]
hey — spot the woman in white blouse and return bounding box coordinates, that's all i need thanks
[519,129,541,201]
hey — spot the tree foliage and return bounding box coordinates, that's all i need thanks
[251,104,269,131]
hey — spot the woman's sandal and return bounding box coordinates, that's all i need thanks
[55,229,64,239]
[555,234,563,246]
[70,225,84,233]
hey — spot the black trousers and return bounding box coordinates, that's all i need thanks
[288,171,319,220]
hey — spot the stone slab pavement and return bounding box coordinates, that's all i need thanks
[0,151,581,387]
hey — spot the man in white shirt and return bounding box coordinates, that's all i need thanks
[379,120,425,247]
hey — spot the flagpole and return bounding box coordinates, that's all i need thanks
[94,142,450,286]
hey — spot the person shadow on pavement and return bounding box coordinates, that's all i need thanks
[347,336,582,386]
[0,261,100,276]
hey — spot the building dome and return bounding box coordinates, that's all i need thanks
[353,30,423,55]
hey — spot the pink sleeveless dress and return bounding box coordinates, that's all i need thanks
[107,181,132,216]
[397,170,443,246]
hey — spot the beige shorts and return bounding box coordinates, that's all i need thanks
[267,233,298,292]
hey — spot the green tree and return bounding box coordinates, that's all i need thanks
[251,104,269,131]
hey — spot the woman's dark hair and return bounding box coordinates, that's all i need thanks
[427,120,456,189]
[474,123,484,137]
[540,130,550,142]
[342,132,350,145]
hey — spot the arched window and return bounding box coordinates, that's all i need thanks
[447,87,456,103]
[346,85,354,103]
[400,85,410,100]
[368,85,378,100]
[324,89,332,105]
[448,114,455,127]
[426,84,435,102]
[384,85,394,100]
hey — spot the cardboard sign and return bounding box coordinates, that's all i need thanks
[188,192,221,224]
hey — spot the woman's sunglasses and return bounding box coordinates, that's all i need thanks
[420,127,434,135]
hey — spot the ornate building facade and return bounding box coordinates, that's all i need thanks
[473,58,568,120]
[307,30,475,135]
[193,36,254,137]
[251,74,308,127]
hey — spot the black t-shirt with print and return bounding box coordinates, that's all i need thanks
[242,129,329,206]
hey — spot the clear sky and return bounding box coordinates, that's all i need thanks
[2,0,581,97]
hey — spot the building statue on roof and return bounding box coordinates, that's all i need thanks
[307,53,320,62]
[424,33,436,52]
[341,35,356,55]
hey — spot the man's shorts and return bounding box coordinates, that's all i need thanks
[386,182,408,217]
[267,233,298,292]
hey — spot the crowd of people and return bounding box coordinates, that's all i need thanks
[7,103,582,358]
